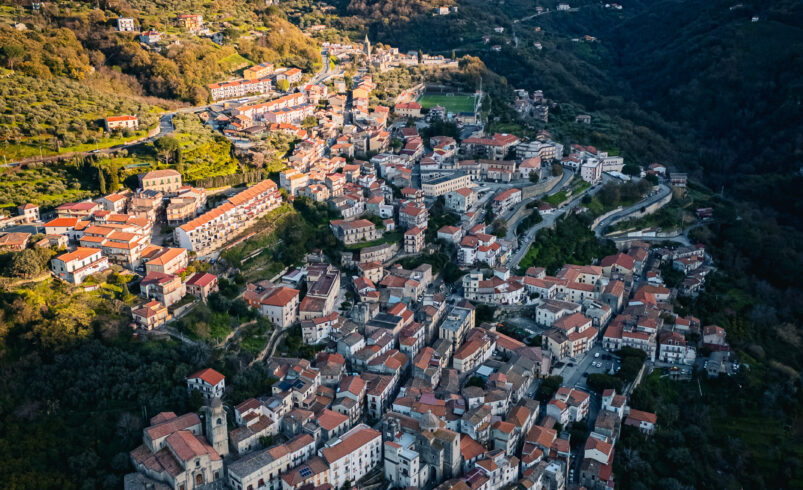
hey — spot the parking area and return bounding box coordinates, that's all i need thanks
[556,345,621,391]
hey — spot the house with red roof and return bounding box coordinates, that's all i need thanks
[462,133,521,160]
[185,272,218,300]
[258,286,300,328]
[600,252,635,278]
[394,101,422,118]
[186,368,225,400]
[624,408,657,435]
[584,435,614,465]
[445,187,477,212]
[50,247,109,284]
[105,114,139,131]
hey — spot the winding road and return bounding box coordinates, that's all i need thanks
[593,183,671,237]
[508,176,607,268]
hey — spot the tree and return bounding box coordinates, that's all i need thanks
[599,183,622,207]
[492,218,507,238]
[275,79,290,92]
[97,166,107,195]
[2,44,24,70]
[587,373,624,393]
[622,163,641,176]
[551,163,563,177]
[301,115,317,128]
[9,249,48,278]
[529,172,540,183]
[155,136,179,164]
[536,376,563,401]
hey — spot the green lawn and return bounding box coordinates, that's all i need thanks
[543,190,569,206]
[417,94,476,113]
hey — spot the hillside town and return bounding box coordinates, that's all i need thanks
[1,27,730,490]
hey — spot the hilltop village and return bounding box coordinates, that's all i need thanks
[1,20,727,490]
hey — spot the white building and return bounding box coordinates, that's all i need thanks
[50,247,109,285]
[320,424,383,489]
[422,173,473,197]
[117,17,136,31]
[444,187,477,212]
[186,368,225,400]
[258,287,300,329]
[208,77,273,101]
[580,160,602,183]
[174,179,282,256]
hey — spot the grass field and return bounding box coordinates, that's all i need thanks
[417,94,476,114]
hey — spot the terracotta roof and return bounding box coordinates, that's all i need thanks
[54,247,101,263]
[627,409,657,424]
[186,272,217,288]
[321,426,381,463]
[261,287,299,307]
[146,247,186,266]
[106,115,138,123]
[141,169,180,180]
[460,434,486,461]
[187,367,225,386]
[44,217,80,228]
[145,413,201,441]
[317,409,349,431]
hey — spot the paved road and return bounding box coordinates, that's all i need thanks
[508,176,607,268]
[593,183,671,237]
[504,169,574,241]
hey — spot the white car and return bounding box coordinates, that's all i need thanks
[594,352,600,358]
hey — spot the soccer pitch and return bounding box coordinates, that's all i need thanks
[417,94,476,114]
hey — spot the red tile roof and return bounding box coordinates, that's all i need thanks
[187,368,225,386]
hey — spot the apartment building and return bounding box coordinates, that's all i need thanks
[439,302,476,348]
[320,425,382,489]
[208,77,273,101]
[453,329,496,375]
[299,265,341,321]
[329,219,382,245]
[404,226,425,254]
[139,169,182,194]
[227,434,317,490]
[444,187,477,212]
[243,62,274,80]
[145,247,188,275]
[461,133,520,160]
[492,188,522,213]
[166,187,207,225]
[421,173,472,197]
[175,180,282,256]
[280,169,310,196]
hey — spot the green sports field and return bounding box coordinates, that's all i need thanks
[417,94,476,114]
